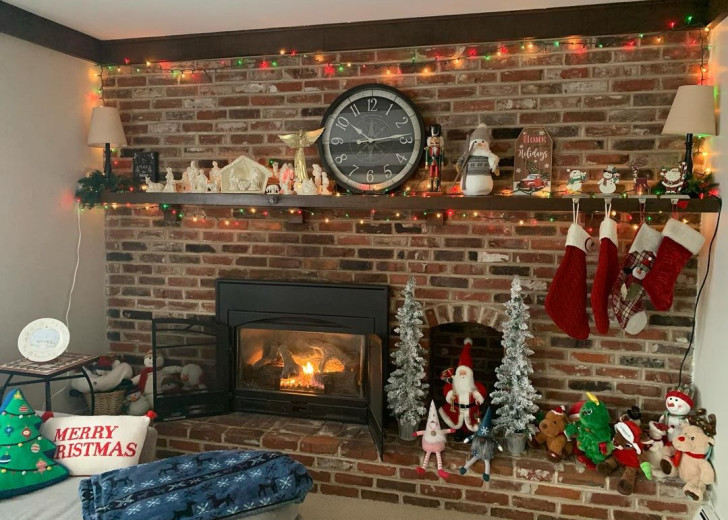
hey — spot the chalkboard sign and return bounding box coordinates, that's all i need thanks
[133,151,159,184]
[513,128,552,195]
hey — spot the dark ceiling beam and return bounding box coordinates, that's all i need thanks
[0,0,102,62]
[101,0,709,64]
[709,0,728,24]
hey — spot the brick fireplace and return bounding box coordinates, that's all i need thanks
[102,26,707,519]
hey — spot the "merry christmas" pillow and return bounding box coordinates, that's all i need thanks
[40,415,150,476]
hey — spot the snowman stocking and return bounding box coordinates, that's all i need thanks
[609,224,662,335]
[590,216,619,334]
[643,219,705,311]
[545,222,593,340]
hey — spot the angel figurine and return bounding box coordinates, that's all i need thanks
[278,128,325,182]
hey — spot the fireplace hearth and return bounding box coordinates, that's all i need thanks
[216,280,388,455]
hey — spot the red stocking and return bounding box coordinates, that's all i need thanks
[643,219,705,311]
[590,217,619,334]
[545,223,594,340]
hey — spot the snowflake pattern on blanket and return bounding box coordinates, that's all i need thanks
[79,450,312,520]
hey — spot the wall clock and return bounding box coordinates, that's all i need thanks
[318,84,425,193]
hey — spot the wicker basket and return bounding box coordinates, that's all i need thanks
[83,389,126,415]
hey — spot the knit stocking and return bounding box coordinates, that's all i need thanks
[591,216,619,334]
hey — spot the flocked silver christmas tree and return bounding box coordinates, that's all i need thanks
[385,276,428,428]
[491,276,541,436]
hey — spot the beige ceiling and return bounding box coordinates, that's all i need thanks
[5,0,646,40]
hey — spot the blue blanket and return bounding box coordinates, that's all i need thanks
[79,450,312,520]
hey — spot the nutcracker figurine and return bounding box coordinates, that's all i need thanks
[425,124,444,193]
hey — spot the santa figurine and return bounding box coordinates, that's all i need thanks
[438,337,487,437]
[412,401,455,479]
[456,124,499,195]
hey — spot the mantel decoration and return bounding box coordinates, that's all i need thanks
[513,127,552,196]
[75,169,132,209]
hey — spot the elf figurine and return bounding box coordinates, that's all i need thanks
[425,124,444,193]
[413,401,455,479]
[564,392,613,469]
[456,124,499,195]
[438,338,487,437]
[459,407,503,482]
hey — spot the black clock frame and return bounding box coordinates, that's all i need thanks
[317,83,426,194]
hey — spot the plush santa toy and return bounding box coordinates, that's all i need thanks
[660,388,694,443]
[413,401,455,479]
[438,338,487,434]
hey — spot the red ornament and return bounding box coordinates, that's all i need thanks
[21,427,31,439]
[19,405,28,413]
[30,443,40,454]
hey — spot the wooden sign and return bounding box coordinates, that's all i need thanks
[133,151,159,184]
[513,128,553,195]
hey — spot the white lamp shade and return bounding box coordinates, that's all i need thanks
[87,106,127,147]
[662,85,716,137]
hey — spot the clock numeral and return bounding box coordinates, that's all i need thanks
[396,153,407,164]
[335,154,348,164]
[336,116,350,131]
[386,103,394,116]
[349,104,360,117]
[399,135,413,144]
[384,165,392,178]
[330,137,344,145]
[348,165,360,177]
[367,98,378,112]
[367,170,375,183]
[395,116,409,129]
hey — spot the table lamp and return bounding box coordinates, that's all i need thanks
[662,84,716,174]
[87,106,127,176]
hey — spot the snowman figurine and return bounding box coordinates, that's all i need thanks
[457,123,500,195]
[125,387,152,416]
[566,169,587,193]
[599,166,620,195]
[659,388,694,443]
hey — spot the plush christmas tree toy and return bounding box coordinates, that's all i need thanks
[413,401,455,479]
[459,407,503,482]
[545,222,594,340]
[609,224,662,335]
[590,215,619,334]
[564,392,613,469]
[438,338,486,435]
[0,389,69,498]
[643,219,705,311]
[597,409,652,496]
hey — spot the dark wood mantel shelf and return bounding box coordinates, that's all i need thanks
[100,192,721,213]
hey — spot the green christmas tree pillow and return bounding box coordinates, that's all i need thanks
[0,388,69,498]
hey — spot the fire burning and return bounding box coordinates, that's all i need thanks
[280,360,326,391]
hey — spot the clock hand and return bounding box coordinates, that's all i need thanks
[356,133,411,145]
[350,124,373,143]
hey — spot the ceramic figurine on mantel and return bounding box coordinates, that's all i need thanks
[660,162,688,194]
[456,123,500,195]
[312,164,333,195]
[278,163,295,194]
[182,161,199,192]
[208,161,222,192]
[278,128,325,183]
[566,169,587,194]
[142,175,164,193]
[219,155,272,193]
[163,168,177,193]
[598,166,620,195]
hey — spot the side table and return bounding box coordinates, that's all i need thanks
[0,353,98,412]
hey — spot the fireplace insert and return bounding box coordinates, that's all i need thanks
[216,280,388,455]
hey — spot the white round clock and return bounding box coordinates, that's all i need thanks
[17,318,70,362]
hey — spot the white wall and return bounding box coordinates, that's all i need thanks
[695,17,728,519]
[0,34,107,412]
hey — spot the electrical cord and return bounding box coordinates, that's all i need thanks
[65,204,82,328]
[677,196,722,386]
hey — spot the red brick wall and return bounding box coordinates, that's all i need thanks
[106,207,699,419]
[102,30,707,190]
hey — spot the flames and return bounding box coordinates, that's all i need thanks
[279,358,342,392]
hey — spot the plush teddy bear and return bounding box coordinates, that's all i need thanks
[530,405,574,462]
[564,393,613,469]
[596,407,652,495]
[660,414,716,500]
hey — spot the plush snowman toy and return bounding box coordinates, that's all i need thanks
[659,389,694,443]
[457,124,500,195]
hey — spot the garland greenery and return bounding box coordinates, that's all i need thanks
[74,170,132,208]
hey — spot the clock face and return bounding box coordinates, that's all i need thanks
[318,84,425,193]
